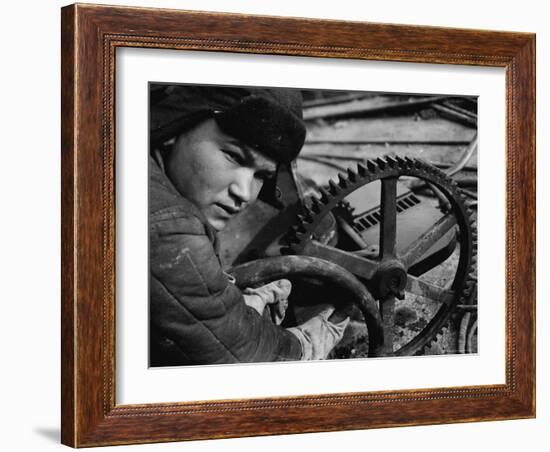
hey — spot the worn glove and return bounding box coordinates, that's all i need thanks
[288,307,349,360]
[243,279,291,325]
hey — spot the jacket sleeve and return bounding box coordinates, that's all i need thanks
[149,208,302,365]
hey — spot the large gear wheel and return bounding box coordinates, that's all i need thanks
[285,155,477,357]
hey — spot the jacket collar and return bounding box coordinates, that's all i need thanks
[150,149,220,247]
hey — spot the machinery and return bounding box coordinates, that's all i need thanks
[221,94,478,358]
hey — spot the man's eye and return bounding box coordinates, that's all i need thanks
[222,150,243,165]
[256,172,275,182]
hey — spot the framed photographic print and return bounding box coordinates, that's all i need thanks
[61,3,535,447]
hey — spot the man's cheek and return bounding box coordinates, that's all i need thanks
[251,181,264,201]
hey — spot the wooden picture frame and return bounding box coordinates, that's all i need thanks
[61,3,535,447]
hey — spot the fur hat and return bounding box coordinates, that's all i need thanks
[150,84,306,164]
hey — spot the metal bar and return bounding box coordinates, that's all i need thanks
[301,240,379,280]
[461,188,478,199]
[380,177,398,259]
[445,134,478,177]
[441,100,478,119]
[434,162,478,172]
[303,95,454,121]
[408,234,457,276]
[304,139,472,145]
[456,179,478,188]
[458,312,471,353]
[432,103,477,127]
[300,153,367,162]
[297,155,349,171]
[466,319,478,353]
[302,92,369,108]
[401,214,457,269]
[379,295,396,356]
[405,275,455,304]
[336,216,369,249]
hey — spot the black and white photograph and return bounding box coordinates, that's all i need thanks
[3,0,545,449]
[148,83,478,366]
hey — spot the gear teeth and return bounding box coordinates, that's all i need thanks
[310,197,322,213]
[367,159,378,173]
[386,156,398,167]
[376,157,387,169]
[424,164,435,174]
[318,187,331,204]
[337,174,349,188]
[402,156,414,167]
[357,162,367,176]
[328,179,340,194]
[395,155,410,168]
[302,206,314,222]
[296,213,312,227]
[463,283,474,297]
[346,168,357,182]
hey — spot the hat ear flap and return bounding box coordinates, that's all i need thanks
[257,171,284,209]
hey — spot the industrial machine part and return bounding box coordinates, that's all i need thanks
[227,156,477,358]
[285,156,477,356]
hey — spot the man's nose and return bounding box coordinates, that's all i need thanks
[229,169,257,206]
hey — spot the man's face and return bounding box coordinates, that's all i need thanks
[165,118,277,231]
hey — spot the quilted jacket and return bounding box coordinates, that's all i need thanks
[149,153,302,366]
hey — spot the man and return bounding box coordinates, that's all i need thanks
[149,85,348,366]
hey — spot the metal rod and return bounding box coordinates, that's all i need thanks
[432,103,478,127]
[303,95,455,121]
[445,134,478,177]
[380,177,398,259]
[336,216,369,249]
[304,139,472,145]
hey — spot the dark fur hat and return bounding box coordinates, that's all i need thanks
[150,84,306,164]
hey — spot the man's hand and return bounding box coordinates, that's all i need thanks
[288,307,349,360]
[243,279,291,324]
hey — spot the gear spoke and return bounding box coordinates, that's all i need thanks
[380,177,398,259]
[379,295,397,356]
[300,240,379,280]
[408,232,458,276]
[401,214,457,269]
[405,275,455,304]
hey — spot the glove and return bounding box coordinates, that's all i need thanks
[287,307,349,360]
[243,279,291,325]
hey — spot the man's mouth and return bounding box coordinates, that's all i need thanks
[216,203,240,216]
